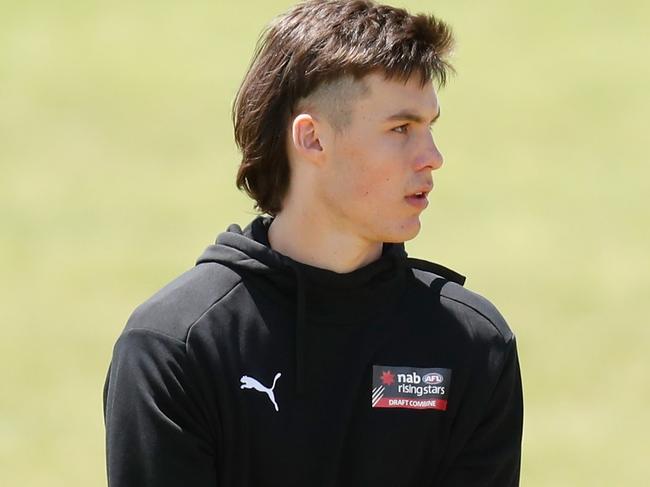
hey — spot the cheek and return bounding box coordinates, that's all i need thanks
[334,139,396,193]
[323,130,408,218]
[329,140,369,189]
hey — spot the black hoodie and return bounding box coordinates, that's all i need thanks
[103,217,523,486]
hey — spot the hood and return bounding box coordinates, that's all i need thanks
[196,216,410,395]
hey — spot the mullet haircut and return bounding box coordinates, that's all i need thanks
[233,0,455,215]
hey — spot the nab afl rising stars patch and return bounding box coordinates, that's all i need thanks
[371,365,452,411]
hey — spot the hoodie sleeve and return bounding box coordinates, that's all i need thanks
[103,328,218,487]
[438,338,524,487]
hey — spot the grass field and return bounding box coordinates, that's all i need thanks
[1,0,649,485]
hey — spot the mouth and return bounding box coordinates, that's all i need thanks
[405,190,430,209]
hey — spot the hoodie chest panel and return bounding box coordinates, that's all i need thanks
[332,297,465,485]
[209,286,468,486]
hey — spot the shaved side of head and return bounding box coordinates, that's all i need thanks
[295,75,371,132]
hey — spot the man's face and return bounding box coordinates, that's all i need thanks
[316,72,443,244]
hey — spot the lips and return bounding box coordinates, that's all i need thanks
[405,184,432,210]
[405,192,429,210]
[408,184,433,198]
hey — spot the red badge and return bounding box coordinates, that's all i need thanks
[372,365,451,411]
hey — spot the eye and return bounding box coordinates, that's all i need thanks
[392,124,409,134]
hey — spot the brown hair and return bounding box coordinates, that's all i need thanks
[233,0,455,215]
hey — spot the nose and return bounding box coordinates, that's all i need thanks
[415,133,444,171]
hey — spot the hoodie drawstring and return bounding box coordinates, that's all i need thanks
[288,261,308,397]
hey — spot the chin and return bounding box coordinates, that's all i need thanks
[379,218,421,243]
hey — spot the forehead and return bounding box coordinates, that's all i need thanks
[355,72,439,121]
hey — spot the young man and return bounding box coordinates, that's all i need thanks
[103,1,523,486]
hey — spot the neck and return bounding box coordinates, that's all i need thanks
[267,209,383,274]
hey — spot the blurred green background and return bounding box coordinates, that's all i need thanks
[1,0,648,485]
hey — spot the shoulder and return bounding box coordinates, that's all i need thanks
[410,266,514,345]
[123,262,243,343]
[439,281,514,343]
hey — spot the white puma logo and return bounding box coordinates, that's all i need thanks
[240,372,282,412]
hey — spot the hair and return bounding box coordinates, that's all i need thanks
[295,74,370,132]
[233,0,455,215]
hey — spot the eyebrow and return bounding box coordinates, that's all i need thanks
[385,107,441,125]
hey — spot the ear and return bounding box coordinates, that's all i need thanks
[290,114,324,163]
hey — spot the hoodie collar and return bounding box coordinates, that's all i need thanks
[197,216,408,324]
